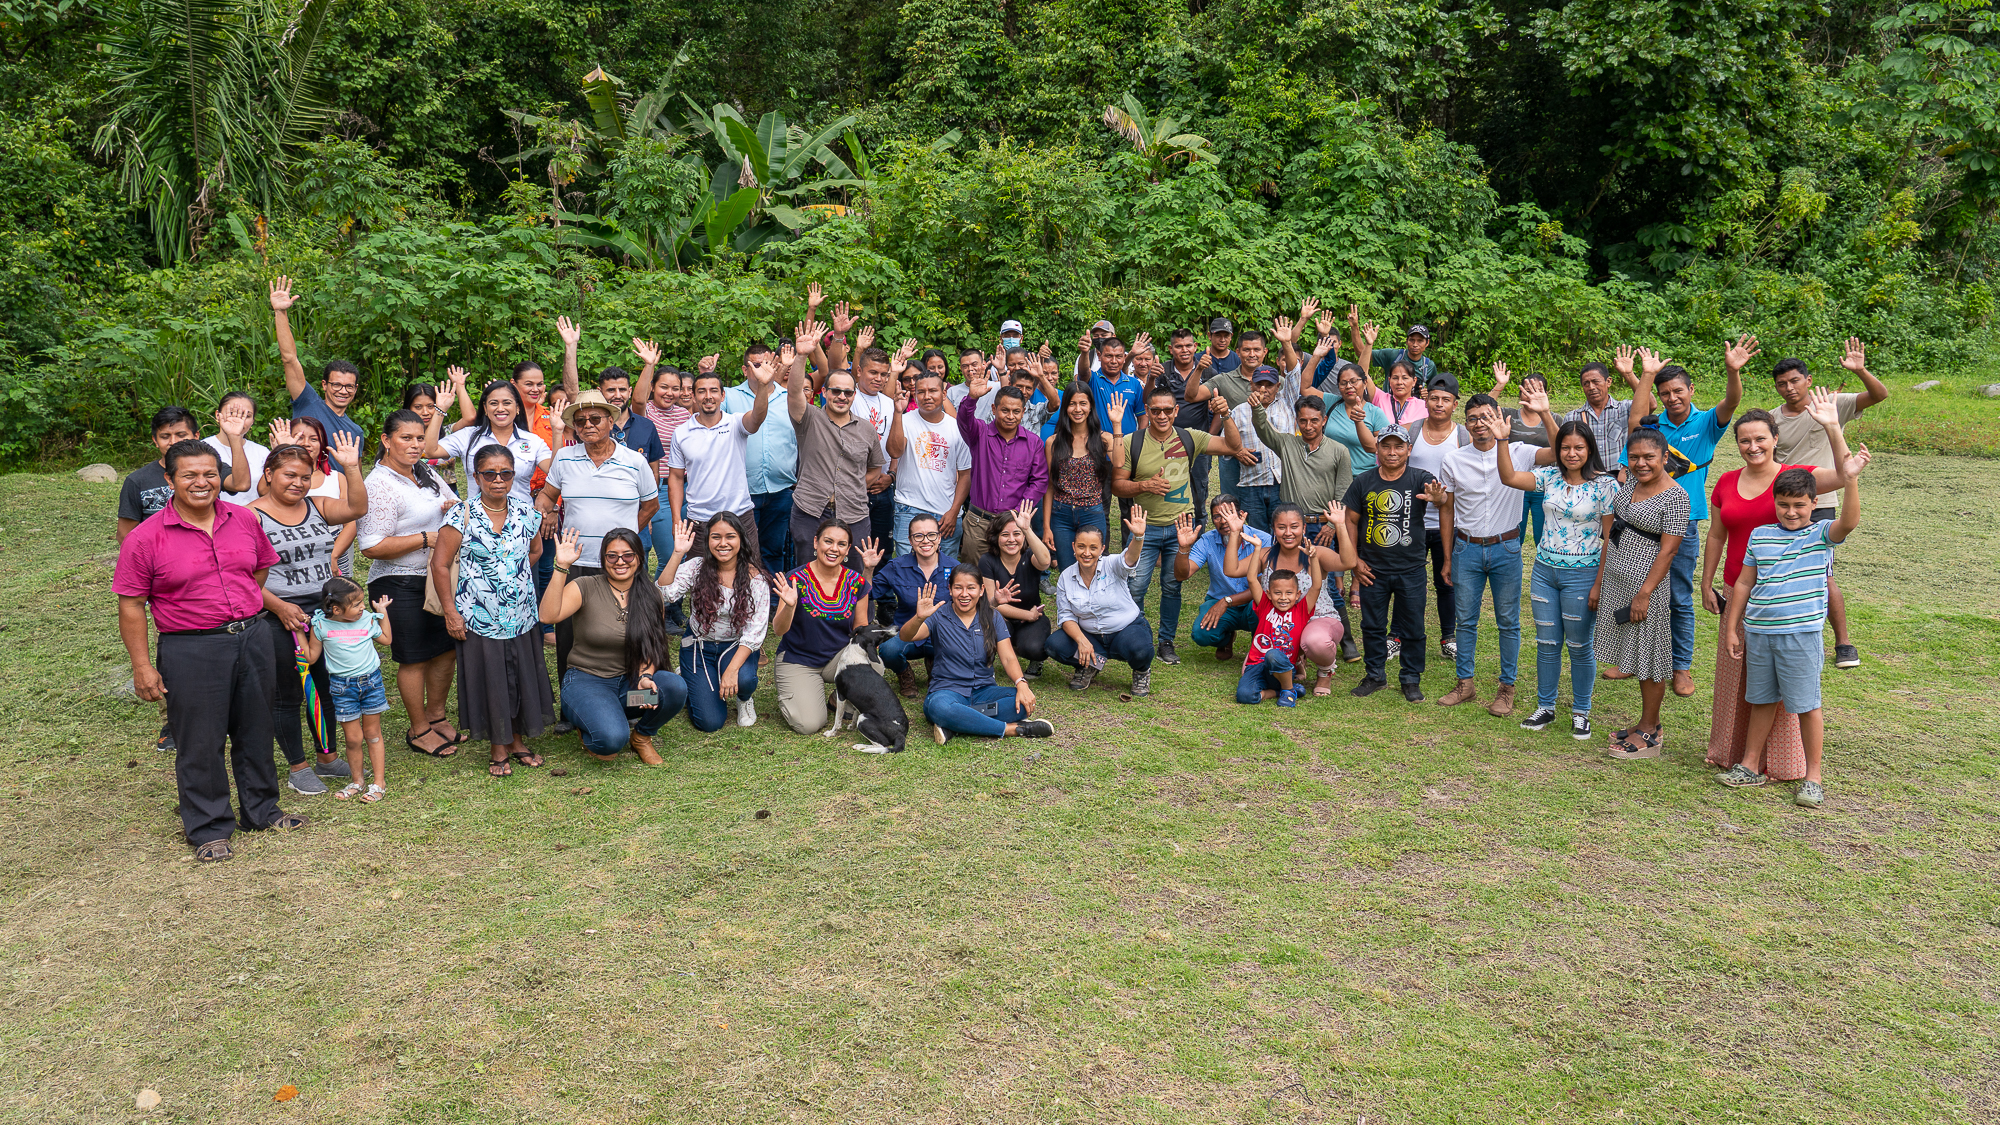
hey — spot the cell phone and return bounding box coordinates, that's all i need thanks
[1612,606,1633,625]
[625,688,659,708]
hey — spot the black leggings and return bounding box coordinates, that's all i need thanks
[267,611,333,767]
[1009,613,1051,662]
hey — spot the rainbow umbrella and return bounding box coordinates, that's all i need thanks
[293,629,335,754]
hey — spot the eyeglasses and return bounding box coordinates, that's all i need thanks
[325,382,358,393]
[602,551,640,564]
[476,470,516,481]
[911,532,940,542]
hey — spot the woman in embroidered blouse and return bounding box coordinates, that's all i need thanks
[432,445,554,775]
[357,408,463,757]
[771,519,883,734]
[657,512,771,732]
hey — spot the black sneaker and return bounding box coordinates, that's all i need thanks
[1016,719,1055,738]
[1519,707,1557,731]
[1156,640,1181,666]
[156,724,175,752]
[1570,714,1592,741]
[1400,681,1424,702]
[1834,643,1860,669]
[1351,676,1387,697]
[1024,661,1043,679]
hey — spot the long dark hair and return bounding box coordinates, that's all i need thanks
[468,380,522,445]
[601,528,672,678]
[289,414,335,476]
[689,512,767,638]
[1552,419,1610,481]
[1052,385,1110,488]
[379,408,444,492]
[946,561,998,663]
[402,382,440,412]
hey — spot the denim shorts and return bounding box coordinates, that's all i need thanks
[328,668,390,722]
[1743,630,1823,714]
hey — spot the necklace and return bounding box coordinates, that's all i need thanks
[480,498,507,514]
[607,583,630,622]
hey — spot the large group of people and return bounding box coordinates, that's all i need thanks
[110,280,1885,860]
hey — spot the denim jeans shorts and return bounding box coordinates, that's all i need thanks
[328,668,390,722]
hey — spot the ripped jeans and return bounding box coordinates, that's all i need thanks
[1531,561,1598,714]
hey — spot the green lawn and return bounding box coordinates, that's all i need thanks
[1,448,1996,1124]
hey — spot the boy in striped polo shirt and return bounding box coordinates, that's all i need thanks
[1718,456,1862,808]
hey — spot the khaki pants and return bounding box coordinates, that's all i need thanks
[959,507,999,566]
[775,656,843,734]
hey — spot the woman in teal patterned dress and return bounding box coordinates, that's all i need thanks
[431,445,555,775]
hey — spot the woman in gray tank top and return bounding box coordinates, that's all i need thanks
[249,440,369,794]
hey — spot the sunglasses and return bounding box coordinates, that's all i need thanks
[825,388,856,398]
[476,469,516,481]
[572,414,610,427]
[602,551,640,564]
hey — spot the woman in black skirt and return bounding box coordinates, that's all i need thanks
[432,445,556,775]
[356,408,462,757]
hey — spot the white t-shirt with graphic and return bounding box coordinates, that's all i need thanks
[894,411,971,515]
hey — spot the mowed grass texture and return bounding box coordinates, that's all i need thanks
[0,452,1996,1124]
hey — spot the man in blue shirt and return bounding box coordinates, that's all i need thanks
[724,343,798,577]
[1173,495,1270,662]
[1618,339,1749,697]
[1076,331,1142,437]
[271,277,366,447]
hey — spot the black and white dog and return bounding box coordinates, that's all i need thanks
[822,625,910,754]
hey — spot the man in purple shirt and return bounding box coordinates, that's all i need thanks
[115,440,309,862]
[957,361,1050,563]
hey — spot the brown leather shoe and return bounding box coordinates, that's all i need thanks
[1672,670,1696,697]
[1486,682,1516,717]
[1439,678,1479,706]
[629,731,664,766]
[1214,643,1233,662]
[896,664,918,698]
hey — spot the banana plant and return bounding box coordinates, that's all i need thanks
[1101,93,1219,181]
[677,100,866,233]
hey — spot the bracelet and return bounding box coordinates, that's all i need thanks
[420,531,429,550]
[554,565,570,574]
[1015,677,1029,686]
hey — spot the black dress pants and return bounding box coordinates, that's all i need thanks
[158,619,283,845]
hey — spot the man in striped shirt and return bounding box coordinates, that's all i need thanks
[1565,352,1641,481]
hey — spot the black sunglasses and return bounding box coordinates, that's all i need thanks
[476,470,517,481]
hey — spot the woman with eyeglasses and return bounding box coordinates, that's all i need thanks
[433,445,556,776]
[420,368,552,509]
[539,526,686,763]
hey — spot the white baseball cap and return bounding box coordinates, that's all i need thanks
[999,319,1024,336]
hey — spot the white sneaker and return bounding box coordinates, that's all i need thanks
[736,699,756,727]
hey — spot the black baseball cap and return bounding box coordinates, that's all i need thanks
[1407,324,1434,340]
[1208,318,1234,335]
[1428,372,1460,397]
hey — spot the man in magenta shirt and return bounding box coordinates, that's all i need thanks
[957,361,1050,563]
[115,440,308,862]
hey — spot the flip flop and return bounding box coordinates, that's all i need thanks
[488,759,512,777]
[510,750,545,768]
[405,726,457,757]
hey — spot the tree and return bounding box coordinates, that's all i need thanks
[91,0,335,263]
[1101,94,1219,182]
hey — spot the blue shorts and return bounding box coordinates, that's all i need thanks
[1743,630,1822,714]
[328,668,390,723]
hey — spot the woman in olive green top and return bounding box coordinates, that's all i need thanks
[538,527,686,768]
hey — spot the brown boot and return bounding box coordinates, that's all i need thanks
[896,664,917,698]
[1485,682,1516,717]
[1439,678,1479,706]
[629,731,664,766]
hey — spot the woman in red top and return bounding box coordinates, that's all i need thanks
[1701,408,1863,778]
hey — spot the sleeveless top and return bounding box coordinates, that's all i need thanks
[1261,546,1340,618]
[1053,452,1104,506]
[257,503,344,610]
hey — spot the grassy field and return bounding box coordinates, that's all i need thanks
[1,445,1997,1124]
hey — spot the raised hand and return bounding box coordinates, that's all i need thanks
[1347,302,1360,327]
[1613,344,1637,380]
[1841,336,1867,374]
[914,582,940,619]
[858,537,884,569]
[1220,505,1248,536]
[1125,505,1148,540]
[1313,308,1336,339]
[328,430,362,470]
[556,316,581,350]
[697,353,720,375]
[1175,510,1198,548]
[893,338,919,370]
[1360,321,1380,348]
[856,325,876,352]
[1272,315,1298,345]
[1195,351,1213,372]
[831,300,857,335]
[1491,361,1512,394]
[1298,296,1321,325]
[632,338,662,367]
[1805,385,1842,429]
[444,364,468,403]
[1844,443,1872,478]
[776,341,797,376]
[1524,384,1552,416]
[797,319,827,351]
[1323,501,1347,527]
[776,576,800,609]
[269,276,297,312]
[554,527,583,568]
[1038,339,1054,361]
[1723,333,1762,374]
[806,282,823,313]
[1133,330,1152,355]
[1105,392,1129,427]
[268,418,294,447]
[1421,479,1449,507]
[217,406,252,440]
[1637,347,1665,379]
[994,579,1022,606]
[672,518,698,556]
[548,388,570,416]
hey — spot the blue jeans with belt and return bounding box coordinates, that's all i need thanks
[679,639,758,732]
[1452,535,1524,684]
[559,668,686,755]
[924,684,1026,739]
[1126,522,1185,644]
[1049,500,1109,574]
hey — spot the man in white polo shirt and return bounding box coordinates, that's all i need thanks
[538,389,658,686]
[668,346,779,562]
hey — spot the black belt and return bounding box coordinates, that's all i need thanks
[1454,527,1520,546]
[968,504,1006,519]
[163,615,261,636]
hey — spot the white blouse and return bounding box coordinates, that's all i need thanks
[355,463,458,578]
[659,557,771,649]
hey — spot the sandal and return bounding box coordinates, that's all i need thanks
[431,720,471,746]
[488,759,512,778]
[194,839,232,862]
[509,750,545,768]
[358,784,386,803]
[1608,727,1663,760]
[1312,671,1334,698]
[405,725,457,758]
[333,782,365,800]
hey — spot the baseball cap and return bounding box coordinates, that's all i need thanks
[1251,364,1282,384]
[1091,319,1115,335]
[1427,372,1460,397]
[1208,317,1234,335]
[999,319,1024,336]
[1374,422,1412,444]
[1406,324,1433,340]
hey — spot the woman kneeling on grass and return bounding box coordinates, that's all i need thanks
[657,512,771,732]
[901,564,1054,744]
[539,527,687,765]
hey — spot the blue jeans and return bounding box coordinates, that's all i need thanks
[1126,522,1185,644]
[1189,597,1257,650]
[924,684,1026,740]
[751,488,795,579]
[1518,490,1547,545]
[1671,518,1698,672]
[534,541,556,635]
[1218,455,1241,498]
[647,479,675,576]
[679,639,758,732]
[870,487,898,560]
[1531,562,1597,713]
[879,634,933,672]
[893,500,961,558]
[1047,617,1155,671]
[1232,483,1279,541]
[559,668,686,755]
[1049,500,1109,574]
[1453,536,1524,683]
[1235,648,1295,703]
